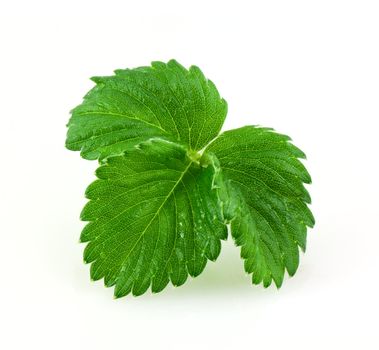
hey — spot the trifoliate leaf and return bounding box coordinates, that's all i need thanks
[66,60,315,297]
[207,126,315,288]
[81,139,227,297]
[66,59,227,160]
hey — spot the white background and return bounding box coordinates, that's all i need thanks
[1,1,378,349]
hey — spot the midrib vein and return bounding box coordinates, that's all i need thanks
[119,160,194,267]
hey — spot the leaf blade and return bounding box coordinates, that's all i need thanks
[66,60,227,160]
[207,126,314,288]
[81,139,226,297]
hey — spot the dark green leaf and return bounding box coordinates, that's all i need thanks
[66,60,315,297]
[66,60,227,160]
[81,139,226,297]
[207,126,314,288]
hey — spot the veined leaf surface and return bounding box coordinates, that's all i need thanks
[66,60,227,160]
[81,139,226,297]
[66,60,314,297]
[207,126,315,288]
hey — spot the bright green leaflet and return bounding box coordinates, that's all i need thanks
[66,59,314,297]
[206,126,315,288]
[66,60,227,160]
[81,139,226,297]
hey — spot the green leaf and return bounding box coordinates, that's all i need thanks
[66,59,227,160]
[81,138,227,297]
[66,60,315,296]
[207,126,315,288]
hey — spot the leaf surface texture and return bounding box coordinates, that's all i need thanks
[207,126,315,287]
[66,60,314,297]
[81,139,226,297]
[66,60,227,160]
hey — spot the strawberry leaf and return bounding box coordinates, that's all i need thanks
[66,60,227,160]
[207,126,315,288]
[66,60,314,297]
[81,139,226,297]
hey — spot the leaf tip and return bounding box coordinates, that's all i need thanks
[90,76,103,84]
[113,292,123,300]
[273,278,283,289]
